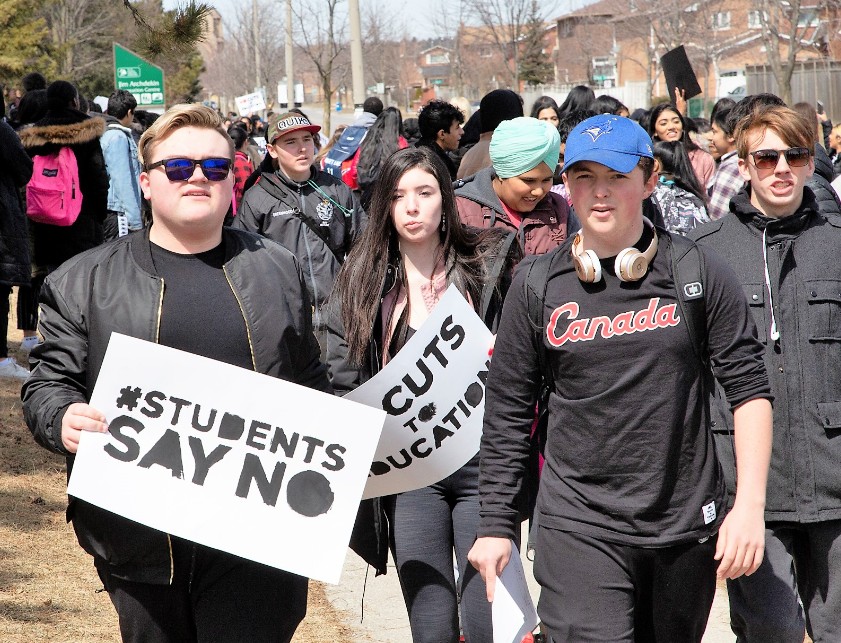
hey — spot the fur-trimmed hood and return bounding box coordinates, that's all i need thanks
[19,114,105,149]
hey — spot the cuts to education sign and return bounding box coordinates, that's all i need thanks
[114,43,164,108]
[66,334,385,584]
[346,285,494,499]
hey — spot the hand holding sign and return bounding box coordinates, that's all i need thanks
[346,286,494,499]
[61,402,108,453]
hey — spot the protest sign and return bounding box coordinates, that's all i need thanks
[492,543,539,643]
[234,91,266,115]
[346,285,493,499]
[67,333,384,584]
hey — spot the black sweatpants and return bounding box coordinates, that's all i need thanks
[534,526,717,643]
[98,536,308,643]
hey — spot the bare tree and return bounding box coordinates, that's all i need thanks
[754,0,841,104]
[464,0,555,88]
[361,2,404,101]
[292,0,350,135]
[202,0,286,109]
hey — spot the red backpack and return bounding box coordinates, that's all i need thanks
[26,147,83,226]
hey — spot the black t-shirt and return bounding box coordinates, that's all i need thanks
[150,240,252,371]
[478,229,771,546]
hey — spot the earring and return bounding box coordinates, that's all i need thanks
[441,216,446,232]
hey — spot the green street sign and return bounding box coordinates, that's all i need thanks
[114,43,165,108]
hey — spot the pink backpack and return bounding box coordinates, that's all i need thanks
[26,147,83,226]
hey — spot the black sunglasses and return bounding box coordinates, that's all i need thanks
[749,147,811,170]
[145,157,232,182]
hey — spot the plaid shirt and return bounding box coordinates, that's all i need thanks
[706,151,743,220]
[233,151,254,213]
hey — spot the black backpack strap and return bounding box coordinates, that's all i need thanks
[256,175,344,262]
[669,233,707,362]
[522,250,555,557]
[479,231,517,322]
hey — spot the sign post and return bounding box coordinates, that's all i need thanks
[114,43,165,111]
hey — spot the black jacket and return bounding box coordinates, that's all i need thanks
[22,228,330,583]
[0,121,32,285]
[807,145,841,217]
[691,187,841,522]
[19,109,109,270]
[234,166,361,322]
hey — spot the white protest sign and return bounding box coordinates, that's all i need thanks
[346,285,493,499]
[67,333,384,584]
[234,91,266,115]
[492,543,539,643]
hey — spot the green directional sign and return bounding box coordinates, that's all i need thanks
[114,43,165,108]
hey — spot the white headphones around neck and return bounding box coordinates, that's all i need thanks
[571,218,658,283]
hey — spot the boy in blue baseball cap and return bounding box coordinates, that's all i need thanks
[469,114,773,641]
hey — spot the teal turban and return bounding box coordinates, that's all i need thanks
[489,117,561,178]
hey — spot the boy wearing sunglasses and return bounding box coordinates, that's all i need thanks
[22,104,329,643]
[691,104,841,641]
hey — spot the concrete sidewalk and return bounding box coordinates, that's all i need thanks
[326,524,735,642]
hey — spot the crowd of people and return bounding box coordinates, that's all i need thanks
[3,70,841,643]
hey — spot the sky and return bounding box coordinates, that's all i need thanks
[163,0,595,42]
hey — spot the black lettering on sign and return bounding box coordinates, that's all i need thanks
[235,453,286,506]
[423,335,448,368]
[188,437,231,485]
[386,449,412,469]
[103,415,144,462]
[246,421,271,450]
[137,429,184,479]
[300,436,324,464]
[432,424,454,449]
[286,470,334,517]
[168,397,193,425]
[141,390,166,418]
[410,437,432,459]
[321,444,346,471]
[440,315,465,350]
[269,427,298,458]
[218,412,245,440]
[370,461,390,476]
[383,385,411,416]
[403,360,433,396]
[464,382,484,408]
[418,402,436,422]
[192,405,216,432]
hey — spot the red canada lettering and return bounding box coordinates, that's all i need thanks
[546,297,680,347]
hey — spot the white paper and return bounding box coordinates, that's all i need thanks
[492,544,539,643]
[67,334,385,584]
[346,285,494,499]
[234,91,266,114]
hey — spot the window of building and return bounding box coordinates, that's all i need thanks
[558,19,574,38]
[426,52,449,65]
[748,10,762,29]
[712,11,731,30]
[797,10,818,28]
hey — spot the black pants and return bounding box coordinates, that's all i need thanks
[98,537,308,643]
[384,455,491,643]
[534,526,717,643]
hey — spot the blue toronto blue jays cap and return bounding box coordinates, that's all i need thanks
[562,114,654,174]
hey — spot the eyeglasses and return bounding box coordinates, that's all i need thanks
[749,147,811,170]
[145,158,232,182]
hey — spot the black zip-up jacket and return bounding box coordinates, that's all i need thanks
[234,166,362,323]
[691,187,841,523]
[22,228,329,584]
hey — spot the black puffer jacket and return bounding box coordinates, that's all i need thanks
[22,228,329,583]
[19,109,108,270]
[0,121,32,285]
[807,144,841,217]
